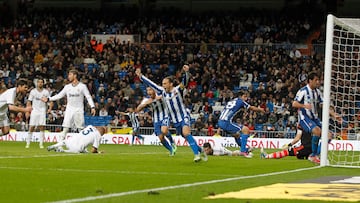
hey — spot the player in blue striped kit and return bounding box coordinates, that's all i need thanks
[135,65,207,162]
[292,72,339,164]
[118,107,144,146]
[136,86,176,156]
[218,91,265,158]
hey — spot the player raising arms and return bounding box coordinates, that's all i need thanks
[136,65,207,162]
[136,87,176,156]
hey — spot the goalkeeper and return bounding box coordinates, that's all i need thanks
[260,125,312,160]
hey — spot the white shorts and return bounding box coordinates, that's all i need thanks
[64,137,84,153]
[0,114,10,127]
[29,111,46,126]
[62,109,84,129]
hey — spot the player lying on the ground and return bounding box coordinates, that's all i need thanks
[202,142,253,157]
[47,125,107,153]
[260,127,312,160]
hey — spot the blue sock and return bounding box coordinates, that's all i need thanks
[240,134,249,152]
[317,142,321,155]
[137,134,144,139]
[131,135,135,144]
[311,136,320,156]
[185,134,201,155]
[234,136,242,147]
[161,139,173,152]
[166,132,174,145]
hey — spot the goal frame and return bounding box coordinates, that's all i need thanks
[321,14,360,167]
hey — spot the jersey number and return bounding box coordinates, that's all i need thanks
[82,127,94,136]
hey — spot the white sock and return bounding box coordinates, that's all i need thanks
[59,128,69,142]
[27,132,33,145]
[39,131,44,146]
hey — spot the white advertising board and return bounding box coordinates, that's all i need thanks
[1,131,359,151]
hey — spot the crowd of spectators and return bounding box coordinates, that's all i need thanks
[0,5,341,138]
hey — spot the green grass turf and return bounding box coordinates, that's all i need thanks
[0,141,359,203]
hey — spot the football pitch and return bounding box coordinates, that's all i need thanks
[0,141,359,203]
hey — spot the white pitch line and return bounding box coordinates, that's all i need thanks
[0,154,79,159]
[47,166,321,203]
[0,152,164,159]
[0,166,237,177]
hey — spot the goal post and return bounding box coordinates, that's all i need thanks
[321,14,360,168]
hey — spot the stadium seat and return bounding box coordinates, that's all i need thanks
[118,71,127,80]
[197,85,203,92]
[208,98,216,106]
[252,82,259,90]
[255,124,264,131]
[233,85,241,93]
[85,116,112,126]
[168,64,176,75]
[149,64,160,73]
[87,63,94,72]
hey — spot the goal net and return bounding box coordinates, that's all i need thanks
[321,14,360,167]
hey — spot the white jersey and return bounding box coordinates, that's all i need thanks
[50,82,95,111]
[0,87,16,118]
[28,88,50,113]
[212,145,234,156]
[64,125,102,153]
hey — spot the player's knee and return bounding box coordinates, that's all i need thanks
[242,126,250,134]
[312,127,321,136]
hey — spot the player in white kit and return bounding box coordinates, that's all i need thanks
[26,78,52,148]
[202,142,244,156]
[47,125,106,153]
[0,79,32,136]
[42,69,96,142]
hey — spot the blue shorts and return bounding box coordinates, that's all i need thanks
[173,115,191,136]
[218,120,242,134]
[153,117,170,136]
[132,126,139,133]
[299,116,321,134]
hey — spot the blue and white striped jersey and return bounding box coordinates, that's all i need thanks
[140,75,188,124]
[140,97,169,123]
[219,98,250,121]
[294,84,323,120]
[125,112,140,129]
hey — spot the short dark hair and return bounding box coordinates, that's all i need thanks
[307,72,318,82]
[203,142,212,148]
[37,77,45,82]
[236,90,247,98]
[16,78,29,87]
